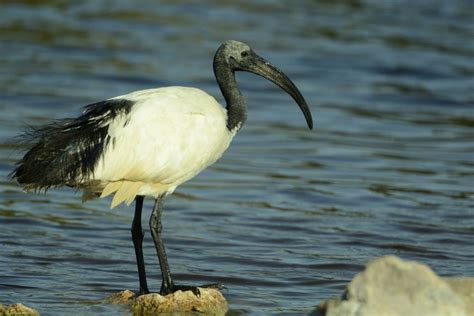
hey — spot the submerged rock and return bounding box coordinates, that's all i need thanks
[0,303,40,316]
[107,288,228,315]
[106,289,136,305]
[314,255,473,316]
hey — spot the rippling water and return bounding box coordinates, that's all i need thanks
[0,0,473,315]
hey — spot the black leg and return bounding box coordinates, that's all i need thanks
[131,195,150,295]
[149,196,225,296]
[149,196,175,295]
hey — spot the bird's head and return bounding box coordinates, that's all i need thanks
[214,40,313,130]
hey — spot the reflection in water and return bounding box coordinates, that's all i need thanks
[0,0,473,315]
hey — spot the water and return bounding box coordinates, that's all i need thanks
[0,0,473,315]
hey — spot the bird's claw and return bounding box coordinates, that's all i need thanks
[160,283,226,297]
[199,283,227,293]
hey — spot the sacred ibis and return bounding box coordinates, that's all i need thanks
[11,40,313,296]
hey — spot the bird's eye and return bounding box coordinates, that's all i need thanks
[241,51,249,57]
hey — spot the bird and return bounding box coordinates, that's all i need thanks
[11,40,313,296]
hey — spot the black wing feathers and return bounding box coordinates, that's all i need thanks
[11,99,134,190]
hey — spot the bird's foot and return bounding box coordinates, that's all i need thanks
[160,283,225,297]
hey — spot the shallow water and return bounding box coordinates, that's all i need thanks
[0,0,473,315]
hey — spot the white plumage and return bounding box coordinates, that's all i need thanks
[91,87,235,207]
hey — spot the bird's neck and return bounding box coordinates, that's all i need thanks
[213,56,247,132]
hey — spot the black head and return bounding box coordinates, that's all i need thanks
[215,40,313,129]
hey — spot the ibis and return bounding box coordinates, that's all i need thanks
[11,40,313,296]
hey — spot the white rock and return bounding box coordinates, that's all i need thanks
[318,256,471,316]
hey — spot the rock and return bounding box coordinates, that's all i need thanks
[0,303,40,316]
[444,277,474,314]
[105,289,136,305]
[107,288,228,315]
[314,256,473,316]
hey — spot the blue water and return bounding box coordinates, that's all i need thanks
[0,0,473,315]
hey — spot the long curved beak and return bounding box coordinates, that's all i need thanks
[239,52,313,129]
